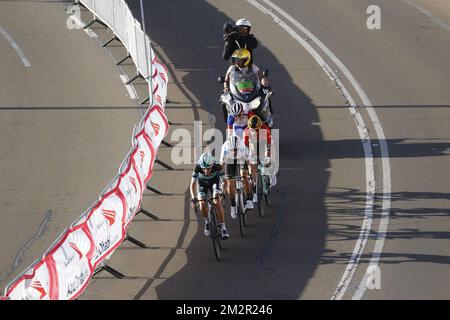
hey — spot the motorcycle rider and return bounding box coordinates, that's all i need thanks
[190,153,230,240]
[223,48,269,92]
[222,48,272,127]
[223,18,258,64]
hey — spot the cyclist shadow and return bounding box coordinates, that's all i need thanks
[128,0,332,299]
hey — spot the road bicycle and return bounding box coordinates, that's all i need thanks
[256,160,272,217]
[194,195,224,261]
[234,170,248,237]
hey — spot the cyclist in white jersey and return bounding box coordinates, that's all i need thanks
[220,135,254,218]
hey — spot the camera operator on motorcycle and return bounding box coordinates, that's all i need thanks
[223,18,258,64]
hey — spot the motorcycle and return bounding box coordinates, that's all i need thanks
[218,69,273,126]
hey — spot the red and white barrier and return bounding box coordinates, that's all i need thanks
[3,46,169,300]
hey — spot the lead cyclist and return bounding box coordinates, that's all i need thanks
[190,153,230,240]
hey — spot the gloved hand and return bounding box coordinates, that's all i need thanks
[261,77,270,88]
[191,197,197,209]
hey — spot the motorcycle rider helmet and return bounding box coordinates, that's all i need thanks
[236,18,252,33]
[198,152,215,168]
[248,115,263,129]
[228,135,241,150]
[230,102,244,116]
[231,48,251,69]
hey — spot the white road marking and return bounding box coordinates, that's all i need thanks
[403,0,450,32]
[0,25,31,67]
[69,15,98,38]
[248,0,392,300]
[120,75,138,100]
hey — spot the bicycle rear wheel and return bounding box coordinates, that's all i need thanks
[263,175,271,207]
[257,173,265,217]
[237,191,245,237]
[209,209,221,261]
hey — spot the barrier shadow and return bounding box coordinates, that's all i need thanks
[126,0,331,299]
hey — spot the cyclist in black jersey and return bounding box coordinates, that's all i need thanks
[190,153,229,240]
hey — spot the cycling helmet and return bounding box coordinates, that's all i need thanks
[230,102,243,116]
[236,18,252,29]
[247,115,262,129]
[198,152,215,168]
[231,48,251,68]
[228,135,241,149]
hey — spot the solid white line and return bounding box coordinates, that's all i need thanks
[249,0,392,300]
[120,75,138,100]
[0,25,31,67]
[402,0,450,32]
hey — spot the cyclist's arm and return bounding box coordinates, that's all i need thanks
[243,128,250,148]
[264,127,272,159]
[220,143,227,165]
[224,67,233,91]
[190,166,201,199]
[226,116,234,138]
[190,177,197,200]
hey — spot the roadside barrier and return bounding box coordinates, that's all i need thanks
[2,0,169,300]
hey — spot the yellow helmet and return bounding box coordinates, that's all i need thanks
[247,115,262,129]
[231,48,251,67]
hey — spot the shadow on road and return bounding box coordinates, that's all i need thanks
[125,0,331,299]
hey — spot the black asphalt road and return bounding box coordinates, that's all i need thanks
[2,0,449,300]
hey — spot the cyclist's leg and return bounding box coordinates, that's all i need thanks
[213,184,225,224]
[197,186,209,220]
[241,163,252,195]
[248,158,259,201]
[241,163,254,208]
[198,185,211,236]
[224,164,238,217]
[213,183,229,239]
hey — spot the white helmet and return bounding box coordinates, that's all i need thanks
[198,152,215,168]
[236,18,252,29]
[230,102,243,116]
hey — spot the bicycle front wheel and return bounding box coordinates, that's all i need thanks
[257,173,265,217]
[237,192,245,237]
[209,209,221,261]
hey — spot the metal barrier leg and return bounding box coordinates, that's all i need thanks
[125,234,147,248]
[116,54,131,65]
[161,140,173,147]
[83,18,108,29]
[102,36,118,47]
[102,266,125,279]
[83,19,97,29]
[146,184,164,195]
[155,158,173,170]
[93,263,125,279]
[140,97,150,105]
[125,73,143,85]
[64,1,79,12]
[137,208,160,220]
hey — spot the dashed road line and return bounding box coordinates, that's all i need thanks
[0,25,31,67]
